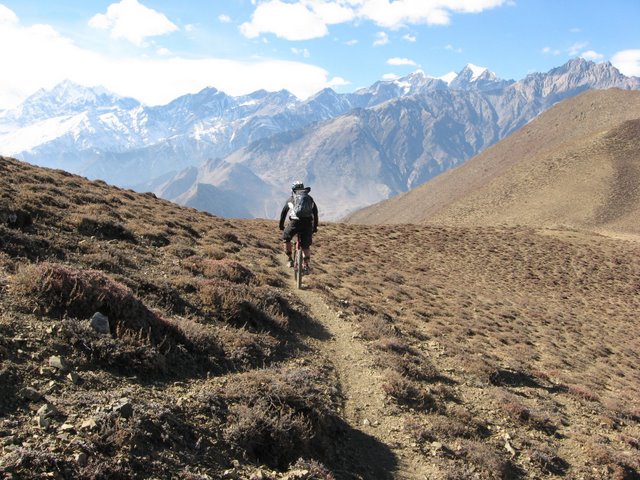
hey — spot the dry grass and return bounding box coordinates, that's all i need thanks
[2,155,640,479]
[310,220,640,478]
[0,156,336,479]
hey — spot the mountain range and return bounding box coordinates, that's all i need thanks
[1,58,639,220]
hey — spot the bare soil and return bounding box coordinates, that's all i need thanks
[2,156,639,479]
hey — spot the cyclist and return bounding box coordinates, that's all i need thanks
[279,181,318,273]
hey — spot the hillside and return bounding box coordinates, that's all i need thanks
[1,156,640,479]
[345,89,640,237]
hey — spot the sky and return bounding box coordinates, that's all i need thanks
[0,0,638,110]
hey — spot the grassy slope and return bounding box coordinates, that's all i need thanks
[345,89,640,238]
[1,156,639,479]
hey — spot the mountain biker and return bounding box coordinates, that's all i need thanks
[279,181,318,273]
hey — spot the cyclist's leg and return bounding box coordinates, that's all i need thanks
[300,224,313,270]
[282,223,295,265]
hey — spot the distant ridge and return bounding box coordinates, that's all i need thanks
[345,88,640,237]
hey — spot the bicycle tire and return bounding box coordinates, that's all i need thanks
[295,248,303,289]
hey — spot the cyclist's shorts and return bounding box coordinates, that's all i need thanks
[282,219,313,249]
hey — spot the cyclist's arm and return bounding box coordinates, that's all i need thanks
[312,202,319,232]
[279,199,291,229]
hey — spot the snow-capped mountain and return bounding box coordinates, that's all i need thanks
[157,59,640,220]
[1,58,639,220]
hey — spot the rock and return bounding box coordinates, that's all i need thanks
[222,469,238,479]
[67,372,81,384]
[250,470,265,480]
[113,400,133,419]
[48,356,68,372]
[90,312,110,334]
[37,403,58,418]
[504,439,516,457]
[22,387,42,402]
[283,470,310,480]
[60,423,75,432]
[35,415,50,429]
[74,452,88,467]
[362,418,371,427]
[80,418,98,431]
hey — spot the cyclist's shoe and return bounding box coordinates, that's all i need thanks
[302,265,311,274]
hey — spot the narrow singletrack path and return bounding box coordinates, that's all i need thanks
[287,268,439,479]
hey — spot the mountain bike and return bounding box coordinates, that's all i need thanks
[292,235,304,289]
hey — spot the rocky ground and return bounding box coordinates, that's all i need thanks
[1,156,639,479]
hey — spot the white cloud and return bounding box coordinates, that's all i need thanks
[327,76,350,88]
[612,49,640,77]
[382,73,400,80]
[445,44,462,53]
[310,0,355,24]
[240,0,328,40]
[218,14,232,23]
[0,11,343,109]
[567,41,588,56]
[88,0,178,46]
[373,31,389,47]
[387,57,417,66]
[358,0,508,29]
[542,46,561,56]
[0,4,18,25]
[345,39,358,46]
[580,50,603,61]
[291,47,311,58]
[240,0,510,40]
[402,33,416,43]
[157,47,171,56]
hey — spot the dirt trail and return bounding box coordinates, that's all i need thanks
[289,272,438,479]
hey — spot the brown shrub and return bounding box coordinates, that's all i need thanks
[357,314,398,341]
[499,393,558,435]
[458,439,522,479]
[211,367,339,467]
[215,326,279,369]
[73,215,136,242]
[382,370,437,410]
[528,446,570,475]
[202,259,256,284]
[10,263,189,348]
[198,280,289,331]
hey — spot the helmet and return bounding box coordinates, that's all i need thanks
[291,180,305,191]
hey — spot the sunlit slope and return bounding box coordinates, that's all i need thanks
[346,88,640,236]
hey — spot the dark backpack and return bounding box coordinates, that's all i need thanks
[292,191,313,219]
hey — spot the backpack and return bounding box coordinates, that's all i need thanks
[292,191,314,219]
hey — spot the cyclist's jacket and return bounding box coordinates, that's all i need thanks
[279,187,319,231]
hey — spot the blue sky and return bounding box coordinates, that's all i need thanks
[0,0,638,109]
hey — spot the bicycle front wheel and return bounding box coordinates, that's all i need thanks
[295,248,303,289]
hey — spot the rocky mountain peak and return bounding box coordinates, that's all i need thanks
[3,80,139,123]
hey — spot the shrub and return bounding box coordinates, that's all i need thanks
[209,367,338,467]
[202,259,256,284]
[459,439,522,479]
[10,263,191,349]
[198,280,289,331]
[382,370,437,410]
[73,215,136,242]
